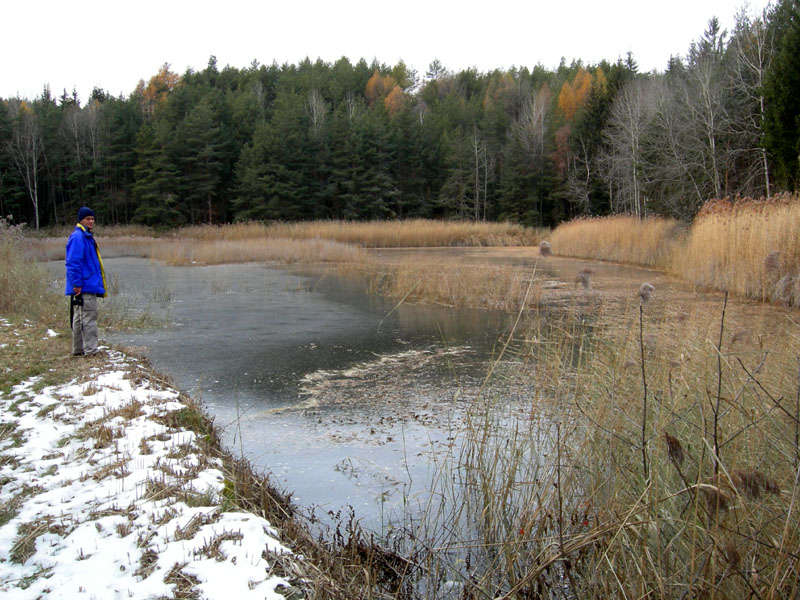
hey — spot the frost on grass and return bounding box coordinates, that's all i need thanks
[0,349,295,599]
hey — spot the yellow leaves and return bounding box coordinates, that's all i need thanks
[16,100,34,117]
[364,70,407,114]
[137,63,182,119]
[595,67,608,94]
[557,67,593,122]
[384,85,406,115]
[365,70,398,105]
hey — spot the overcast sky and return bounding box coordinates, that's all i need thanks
[2,0,770,103]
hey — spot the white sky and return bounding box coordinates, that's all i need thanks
[2,0,770,103]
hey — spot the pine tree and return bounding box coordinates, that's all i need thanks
[763,0,800,189]
[131,123,183,226]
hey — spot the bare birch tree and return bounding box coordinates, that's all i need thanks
[600,77,658,216]
[5,100,44,229]
[307,89,328,138]
[730,6,775,198]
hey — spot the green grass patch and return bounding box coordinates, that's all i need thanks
[36,403,60,418]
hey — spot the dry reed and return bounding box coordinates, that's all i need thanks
[671,194,800,306]
[365,261,541,311]
[549,214,683,268]
[261,219,544,248]
[408,293,800,598]
[149,236,368,267]
[151,219,543,248]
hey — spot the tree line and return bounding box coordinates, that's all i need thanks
[1,1,798,230]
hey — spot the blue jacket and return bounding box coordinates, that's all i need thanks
[64,224,107,296]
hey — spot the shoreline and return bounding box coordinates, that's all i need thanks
[0,329,305,599]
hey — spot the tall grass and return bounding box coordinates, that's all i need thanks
[161,219,543,247]
[365,261,542,312]
[0,219,60,320]
[404,295,800,598]
[150,235,368,267]
[262,219,544,247]
[548,214,684,269]
[672,194,800,306]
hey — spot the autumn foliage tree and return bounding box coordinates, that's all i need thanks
[135,63,181,122]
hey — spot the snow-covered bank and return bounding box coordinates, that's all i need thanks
[0,343,298,599]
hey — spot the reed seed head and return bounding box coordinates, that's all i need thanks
[663,432,684,467]
[764,250,780,273]
[638,282,655,302]
[731,469,780,499]
[574,269,592,289]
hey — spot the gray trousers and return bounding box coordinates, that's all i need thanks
[72,293,99,354]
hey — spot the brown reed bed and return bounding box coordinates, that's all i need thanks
[361,260,542,312]
[671,194,800,306]
[149,235,369,267]
[216,219,543,248]
[548,195,800,307]
[548,214,684,269]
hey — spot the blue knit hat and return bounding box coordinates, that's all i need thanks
[77,207,95,222]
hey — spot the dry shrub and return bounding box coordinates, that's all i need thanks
[574,268,592,289]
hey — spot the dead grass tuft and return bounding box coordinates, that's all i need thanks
[194,530,244,561]
[134,547,159,579]
[163,563,201,599]
[10,518,52,564]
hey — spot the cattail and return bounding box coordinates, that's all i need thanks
[663,432,684,467]
[764,250,780,274]
[724,541,741,569]
[638,282,655,302]
[539,240,552,257]
[701,484,731,515]
[731,469,780,499]
[574,268,592,289]
[730,329,751,345]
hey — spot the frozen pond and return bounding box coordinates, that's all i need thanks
[49,250,768,536]
[93,258,516,530]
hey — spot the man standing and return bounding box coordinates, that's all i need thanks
[65,207,107,356]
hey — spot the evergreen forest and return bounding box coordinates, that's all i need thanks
[2,1,799,230]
